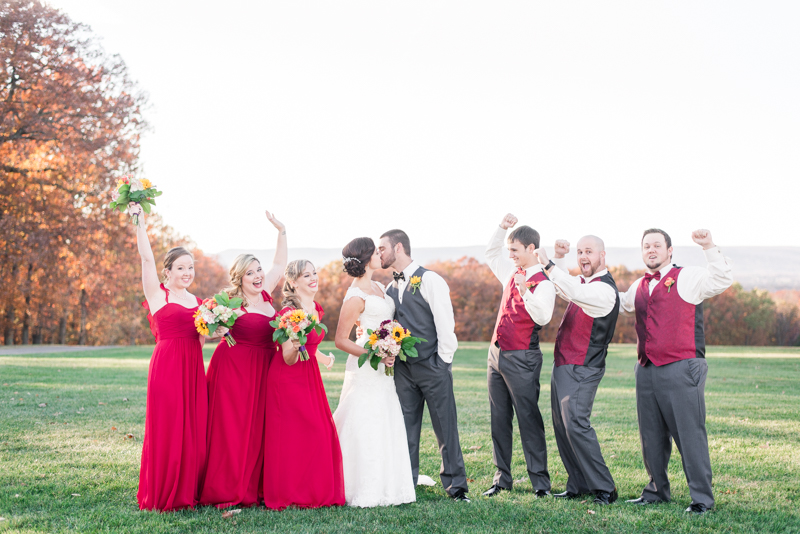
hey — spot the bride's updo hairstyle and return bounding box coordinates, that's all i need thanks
[224,253,259,306]
[341,237,374,278]
[282,259,312,310]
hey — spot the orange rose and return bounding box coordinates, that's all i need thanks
[292,325,301,333]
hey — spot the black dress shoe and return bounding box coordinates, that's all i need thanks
[452,490,471,503]
[593,489,618,505]
[553,491,581,499]
[534,489,551,498]
[685,503,708,514]
[625,497,656,505]
[481,485,508,497]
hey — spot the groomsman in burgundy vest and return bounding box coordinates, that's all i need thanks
[622,228,732,514]
[536,235,619,505]
[482,213,555,498]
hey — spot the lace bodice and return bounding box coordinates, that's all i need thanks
[343,284,395,343]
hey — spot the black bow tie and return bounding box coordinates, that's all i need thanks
[393,271,406,282]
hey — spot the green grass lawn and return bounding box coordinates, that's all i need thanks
[1,343,799,533]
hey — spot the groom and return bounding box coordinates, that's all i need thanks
[379,229,470,502]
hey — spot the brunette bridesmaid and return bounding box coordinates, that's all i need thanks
[132,204,208,511]
[199,211,287,508]
[262,260,345,510]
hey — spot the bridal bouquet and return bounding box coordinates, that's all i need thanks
[270,308,328,361]
[193,292,242,347]
[108,174,163,226]
[360,319,426,376]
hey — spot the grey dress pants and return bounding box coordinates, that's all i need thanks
[551,363,615,495]
[487,342,550,491]
[634,358,714,508]
[394,354,468,496]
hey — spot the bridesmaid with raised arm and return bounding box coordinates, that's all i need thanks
[262,260,345,510]
[200,211,287,509]
[131,204,208,512]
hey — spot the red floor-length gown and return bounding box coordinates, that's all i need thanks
[138,284,208,511]
[200,291,276,508]
[262,302,345,510]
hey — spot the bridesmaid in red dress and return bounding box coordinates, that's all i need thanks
[132,205,209,512]
[199,211,287,508]
[263,259,344,510]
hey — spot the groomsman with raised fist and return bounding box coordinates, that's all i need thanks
[536,236,619,505]
[482,214,555,498]
[622,229,733,514]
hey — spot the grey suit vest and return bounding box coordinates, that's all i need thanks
[386,266,438,363]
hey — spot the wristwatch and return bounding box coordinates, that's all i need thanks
[545,260,555,272]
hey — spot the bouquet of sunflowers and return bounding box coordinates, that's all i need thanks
[194,292,242,347]
[269,308,328,361]
[108,174,163,225]
[360,319,426,376]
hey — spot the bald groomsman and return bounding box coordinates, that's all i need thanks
[536,236,619,505]
[482,213,555,498]
[622,228,733,514]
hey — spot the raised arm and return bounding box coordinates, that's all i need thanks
[485,213,517,282]
[129,204,165,313]
[677,229,734,304]
[263,210,287,293]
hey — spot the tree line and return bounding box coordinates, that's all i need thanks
[2,2,797,348]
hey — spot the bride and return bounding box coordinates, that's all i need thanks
[332,237,416,508]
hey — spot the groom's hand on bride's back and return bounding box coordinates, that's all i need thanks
[500,213,518,230]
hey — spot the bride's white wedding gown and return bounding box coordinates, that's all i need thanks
[332,284,416,507]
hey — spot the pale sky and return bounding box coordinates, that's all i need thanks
[46,1,800,253]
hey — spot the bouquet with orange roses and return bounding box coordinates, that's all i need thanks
[269,308,328,361]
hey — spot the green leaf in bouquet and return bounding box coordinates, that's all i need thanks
[109,201,117,210]
[141,201,152,214]
[404,345,419,359]
[358,353,368,368]
[228,297,243,308]
[318,322,329,334]
[298,334,308,345]
[152,190,163,197]
[272,330,284,342]
[118,193,129,204]
[120,184,131,193]
[370,355,381,371]
[215,292,230,306]
[207,323,219,335]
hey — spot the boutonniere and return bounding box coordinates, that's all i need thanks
[664,277,675,293]
[409,275,422,294]
[526,280,539,291]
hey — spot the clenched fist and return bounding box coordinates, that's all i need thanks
[691,229,714,250]
[500,213,518,230]
[554,239,570,259]
[514,272,528,295]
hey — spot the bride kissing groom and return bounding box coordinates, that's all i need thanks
[333,229,470,507]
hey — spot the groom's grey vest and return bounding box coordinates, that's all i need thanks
[386,266,438,364]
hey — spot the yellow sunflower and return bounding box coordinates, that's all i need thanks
[391,326,408,342]
[368,333,379,346]
[141,178,153,189]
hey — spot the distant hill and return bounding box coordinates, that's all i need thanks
[211,246,800,291]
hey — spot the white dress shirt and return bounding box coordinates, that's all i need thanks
[485,226,555,327]
[394,261,459,363]
[550,258,617,319]
[619,247,734,314]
